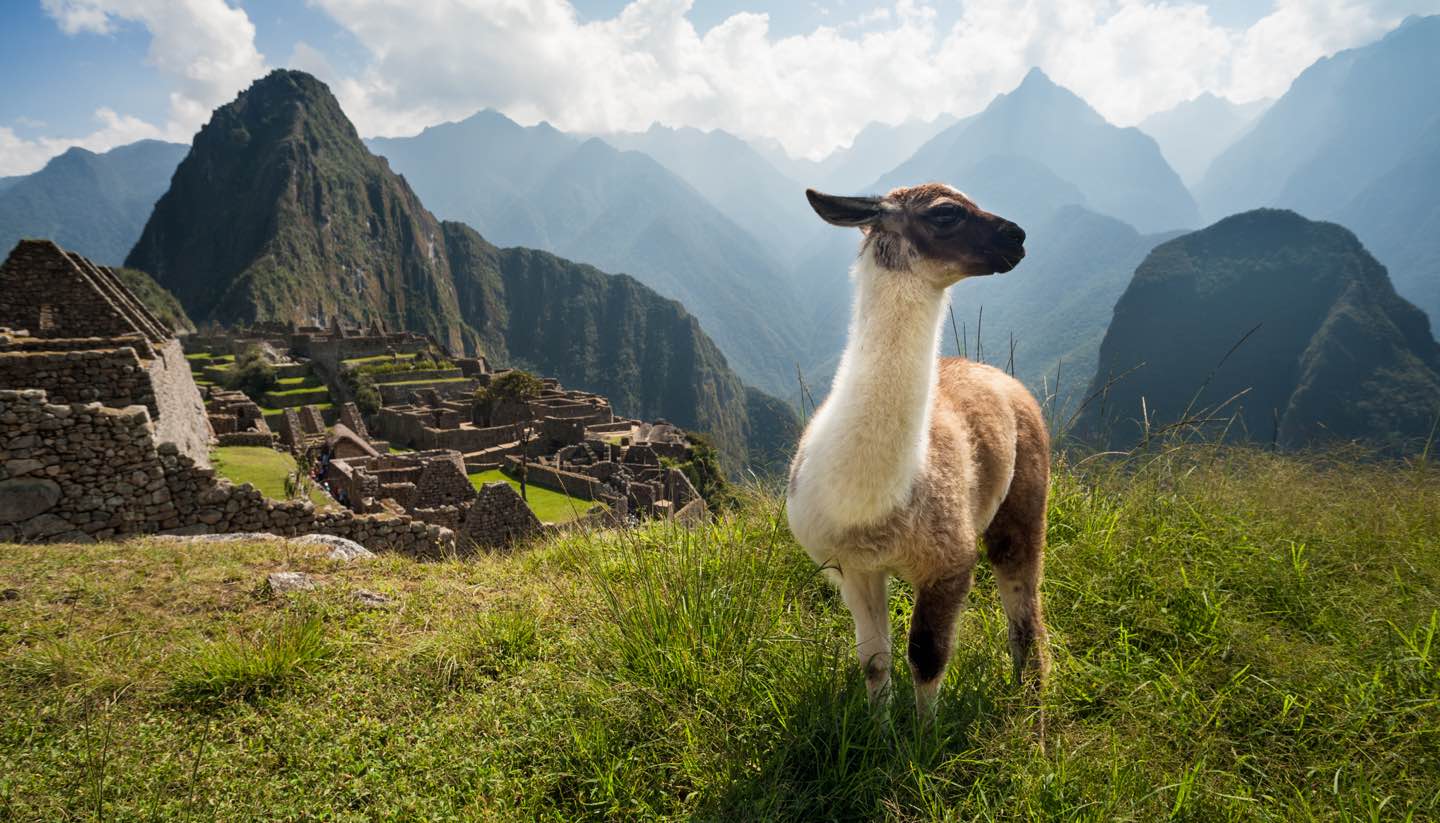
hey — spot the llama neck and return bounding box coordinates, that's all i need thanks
[796,249,949,529]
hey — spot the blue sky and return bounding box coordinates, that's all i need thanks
[2,0,1436,175]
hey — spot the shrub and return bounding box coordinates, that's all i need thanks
[224,345,277,398]
[474,369,543,424]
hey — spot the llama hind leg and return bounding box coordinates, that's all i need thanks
[985,510,1049,689]
[908,571,973,722]
[839,569,892,705]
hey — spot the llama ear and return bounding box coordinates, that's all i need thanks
[806,189,883,227]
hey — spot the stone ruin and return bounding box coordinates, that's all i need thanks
[1,239,712,554]
[206,388,275,447]
[0,240,455,554]
[0,239,212,465]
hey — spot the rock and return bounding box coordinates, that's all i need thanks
[3,459,46,478]
[0,478,62,523]
[352,589,394,608]
[20,514,71,540]
[292,533,375,561]
[266,571,318,593]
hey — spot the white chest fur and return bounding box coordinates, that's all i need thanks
[786,251,950,555]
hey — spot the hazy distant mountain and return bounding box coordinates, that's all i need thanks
[1197,15,1440,323]
[125,71,794,467]
[759,115,960,194]
[370,112,807,398]
[1139,93,1270,186]
[1337,138,1440,328]
[600,125,812,260]
[0,140,186,264]
[1077,210,1440,450]
[792,151,1094,387]
[881,69,1199,234]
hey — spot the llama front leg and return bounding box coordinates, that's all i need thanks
[908,572,973,723]
[839,569,892,705]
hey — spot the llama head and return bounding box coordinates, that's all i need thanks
[806,183,1026,288]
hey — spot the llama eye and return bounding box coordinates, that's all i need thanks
[927,205,964,225]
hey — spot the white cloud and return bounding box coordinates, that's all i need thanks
[0,108,168,175]
[306,0,1440,160]
[0,0,267,175]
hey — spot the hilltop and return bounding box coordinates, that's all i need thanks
[1078,209,1440,449]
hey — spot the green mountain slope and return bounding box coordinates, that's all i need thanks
[443,220,791,466]
[114,267,195,335]
[0,140,186,265]
[1078,210,1440,450]
[124,70,793,468]
[126,70,474,353]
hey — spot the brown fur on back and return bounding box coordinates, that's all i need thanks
[835,358,1049,586]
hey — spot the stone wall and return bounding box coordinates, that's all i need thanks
[0,347,156,414]
[0,240,157,340]
[145,338,213,467]
[501,456,604,500]
[0,389,453,556]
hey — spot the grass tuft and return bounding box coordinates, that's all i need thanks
[169,614,330,707]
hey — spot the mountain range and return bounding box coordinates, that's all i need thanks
[1197,15,1440,324]
[369,113,807,399]
[124,69,794,469]
[1138,93,1270,186]
[1078,210,1440,450]
[8,14,1438,456]
[0,140,186,265]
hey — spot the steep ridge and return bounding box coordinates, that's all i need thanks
[1077,210,1440,450]
[123,70,795,468]
[369,113,807,398]
[0,140,186,265]
[126,70,474,353]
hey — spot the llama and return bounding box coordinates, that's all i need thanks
[787,183,1049,719]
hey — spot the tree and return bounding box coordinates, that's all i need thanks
[475,370,544,499]
[226,345,277,398]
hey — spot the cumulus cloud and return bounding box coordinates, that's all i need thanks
[0,108,168,175]
[311,0,1440,159]
[0,0,265,175]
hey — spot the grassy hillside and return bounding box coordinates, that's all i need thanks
[1,447,1436,819]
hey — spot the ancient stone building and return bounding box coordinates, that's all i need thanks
[0,240,212,465]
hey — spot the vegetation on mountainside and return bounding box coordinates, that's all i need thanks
[1079,209,1440,451]
[444,220,796,470]
[111,267,195,334]
[2,446,1435,820]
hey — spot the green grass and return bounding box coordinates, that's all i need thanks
[468,468,594,523]
[211,446,329,508]
[378,376,472,387]
[1,447,1436,820]
[341,353,419,367]
[264,385,331,398]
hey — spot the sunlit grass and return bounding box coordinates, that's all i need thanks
[0,447,1436,820]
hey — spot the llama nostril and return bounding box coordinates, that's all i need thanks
[1004,222,1026,245]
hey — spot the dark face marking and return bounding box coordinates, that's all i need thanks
[806,183,1027,282]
